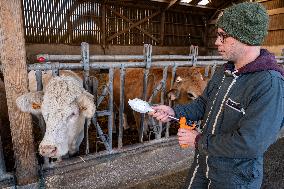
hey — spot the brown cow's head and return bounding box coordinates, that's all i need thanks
[167,67,208,104]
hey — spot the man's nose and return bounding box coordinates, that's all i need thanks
[215,37,222,46]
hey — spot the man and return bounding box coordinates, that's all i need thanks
[149,2,284,188]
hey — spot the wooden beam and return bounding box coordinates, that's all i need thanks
[106,5,160,43]
[0,0,38,185]
[107,1,211,15]
[106,11,161,42]
[268,8,284,16]
[256,0,272,3]
[152,0,216,9]
[166,0,179,10]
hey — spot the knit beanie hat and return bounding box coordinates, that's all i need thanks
[216,2,269,46]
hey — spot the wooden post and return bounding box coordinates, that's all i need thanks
[160,11,165,46]
[0,0,38,186]
[203,17,208,49]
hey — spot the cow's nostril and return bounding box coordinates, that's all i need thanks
[187,93,196,99]
[40,145,57,157]
[51,147,57,154]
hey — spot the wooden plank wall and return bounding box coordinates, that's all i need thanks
[22,0,205,47]
[261,0,284,46]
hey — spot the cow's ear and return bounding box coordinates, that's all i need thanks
[77,91,96,118]
[16,91,44,115]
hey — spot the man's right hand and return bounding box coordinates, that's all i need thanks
[148,105,175,123]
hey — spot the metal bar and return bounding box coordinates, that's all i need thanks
[148,81,163,103]
[92,76,98,123]
[27,60,225,71]
[97,84,109,107]
[93,119,111,151]
[27,59,284,71]
[51,62,60,76]
[96,110,112,117]
[166,64,178,138]
[118,66,126,148]
[38,54,284,62]
[81,42,90,91]
[210,64,217,78]
[81,42,90,155]
[139,44,152,143]
[84,119,90,155]
[35,70,43,91]
[156,66,168,140]
[204,65,210,77]
[108,68,114,151]
[36,54,231,61]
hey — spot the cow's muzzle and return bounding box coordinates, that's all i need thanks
[39,143,58,158]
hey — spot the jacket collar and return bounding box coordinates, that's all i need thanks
[224,49,284,77]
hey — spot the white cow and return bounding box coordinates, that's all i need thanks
[16,70,95,159]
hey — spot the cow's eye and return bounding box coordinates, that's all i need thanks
[175,76,182,83]
[67,112,77,120]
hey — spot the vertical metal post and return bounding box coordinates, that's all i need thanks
[35,70,43,91]
[81,42,90,91]
[204,66,210,78]
[81,42,90,155]
[210,64,217,79]
[108,68,114,151]
[35,70,46,135]
[139,44,152,142]
[156,66,168,139]
[118,66,126,148]
[191,46,198,66]
[165,65,177,138]
[92,77,111,151]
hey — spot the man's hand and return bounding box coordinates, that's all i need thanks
[148,105,175,123]
[177,128,200,148]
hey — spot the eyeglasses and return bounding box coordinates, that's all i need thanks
[216,32,230,43]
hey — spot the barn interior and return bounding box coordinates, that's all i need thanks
[0,0,283,188]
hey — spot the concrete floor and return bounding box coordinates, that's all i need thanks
[129,137,284,189]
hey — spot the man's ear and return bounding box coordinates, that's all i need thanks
[16,91,44,115]
[77,91,96,118]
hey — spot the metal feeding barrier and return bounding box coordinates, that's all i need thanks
[31,43,222,154]
[29,43,284,154]
[0,43,283,183]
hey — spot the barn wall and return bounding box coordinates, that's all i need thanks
[261,0,284,55]
[23,0,209,47]
[25,43,207,63]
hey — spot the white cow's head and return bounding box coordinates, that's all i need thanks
[16,76,95,158]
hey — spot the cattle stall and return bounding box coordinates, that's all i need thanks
[0,42,284,188]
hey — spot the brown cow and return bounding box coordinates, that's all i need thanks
[167,67,209,105]
[113,67,207,136]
